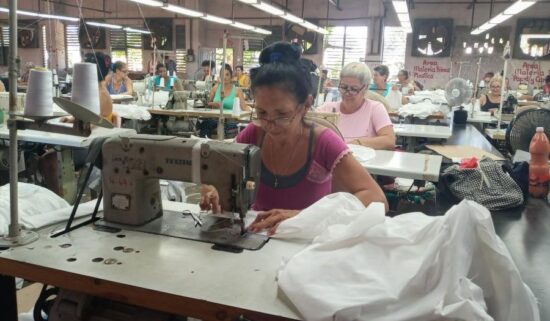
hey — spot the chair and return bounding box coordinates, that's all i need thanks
[304,115,343,140]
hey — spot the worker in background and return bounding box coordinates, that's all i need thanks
[479,75,503,113]
[396,69,417,96]
[319,69,333,94]
[544,75,550,94]
[197,60,215,82]
[200,42,388,235]
[233,65,250,88]
[0,80,5,92]
[151,63,176,91]
[164,55,177,77]
[198,64,249,138]
[318,62,395,150]
[478,71,495,96]
[105,61,133,96]
[19,62,35,83]
[369,65,405,105]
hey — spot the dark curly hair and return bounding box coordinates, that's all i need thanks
[84,52,111,82]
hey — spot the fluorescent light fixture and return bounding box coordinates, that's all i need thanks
[282,12,304,24]
[86,21,123,29]
[397,13,410,23]
[0,8,8,12]
[38,13,79,21]
[252,2,285,16]
[254,27,272,35]
[128,0,163,7]
[123,27,151,34]
[162,4,204,17]
[232,21,255,30]
[18,10,40,17]
[503,0,536,14]
[203,14,232,24]
[238,0,259,3]
[471,0,537,35]
[522,34,550,39]
[392,1,409,13]
[488,13,512,24]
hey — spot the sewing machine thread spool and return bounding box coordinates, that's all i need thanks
[71,63,100,115]
[24,69,53,117]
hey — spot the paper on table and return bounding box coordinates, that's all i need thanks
[426,144,504,161]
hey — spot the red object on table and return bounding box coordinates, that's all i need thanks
[459,157,478,169]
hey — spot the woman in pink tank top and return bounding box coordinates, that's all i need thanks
[200,42,388,235]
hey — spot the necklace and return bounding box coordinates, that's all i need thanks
[267,124,304,188]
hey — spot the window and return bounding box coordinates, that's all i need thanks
[215,48,234,70]
[65,24,81,68]
[242,50,261,72]
[1,26,9,47]
[42,25,49,68]
[110,29,143,71]
[323,26,368,79]
[175,49,187,75]
[382,27,407,80]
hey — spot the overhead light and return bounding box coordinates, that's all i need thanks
[162,4,204,17]
[489,13,512,24]
[86,21,123,29]
[522,34,550,39]
[465,47,473,54]
[503,0,536,14]
[488,46,494,54]
[392,1,409,13]
[38,13,79,21]
[397,13,410,23]
[128,0,163,7]
[18,10,40,17]
[253,2,285,16]
[232,21,255,31]
[485,33,490,39]
[238,0,259,3]
[202,14,232,24]
[254,27,272,35]
[283,12,304,24]
[123,27,151,34]
[471,0,537,35]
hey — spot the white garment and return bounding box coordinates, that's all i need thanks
[277,194,540,321]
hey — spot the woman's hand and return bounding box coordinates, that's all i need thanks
[60,116,75,123]
[248,209,300,236]
[207,102,221,109]
[200,184,221,213]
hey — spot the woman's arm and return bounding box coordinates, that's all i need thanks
[479,94,487,107]
[351,126,395,151]
[236,88,250,111]
[207,85,221,108]
[123,78,133,95]
[332,153,389,211]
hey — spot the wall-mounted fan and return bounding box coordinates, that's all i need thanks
[445,78,472,124]
[412,19,453,57]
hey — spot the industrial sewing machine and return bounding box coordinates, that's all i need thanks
[96,134,267,251]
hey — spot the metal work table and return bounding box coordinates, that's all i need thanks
[0,126,136,148]
[357,149,442,182]
[148,108,252,121]
[0,202,304,321]
[393,124,452,139]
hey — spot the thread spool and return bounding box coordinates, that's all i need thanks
[71,63,100,115]
[24,69,53,117]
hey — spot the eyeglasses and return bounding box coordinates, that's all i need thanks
[253,109,299,128]
[120,69,129,73]
[338,84,365,95]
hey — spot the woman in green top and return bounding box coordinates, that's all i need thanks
[151,63,176,91]
[200,64,250,138]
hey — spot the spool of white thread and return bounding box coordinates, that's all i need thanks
[71,63,100,115]
[24,69,53,117]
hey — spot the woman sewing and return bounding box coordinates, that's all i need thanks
[151,63,176,91]
[479,75,503,113]
[200,42,388,235]
[105,61,133,96]
[318,62,395,150]
[198,64,249,138]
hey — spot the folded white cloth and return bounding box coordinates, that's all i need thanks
[277,194,540,321]
[112,104,151,120]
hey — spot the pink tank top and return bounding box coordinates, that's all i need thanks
[236,123,350,211]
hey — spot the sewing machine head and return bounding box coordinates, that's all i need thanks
[102,135,261,227]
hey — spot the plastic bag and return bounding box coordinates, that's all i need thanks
[277,194,539,321]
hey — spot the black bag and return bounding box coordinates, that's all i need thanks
[441,158,524,210]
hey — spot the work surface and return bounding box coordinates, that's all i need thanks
[0,126,136,148]
[148,108,252,120]
[393,123,453,139]
[0,203,303,321]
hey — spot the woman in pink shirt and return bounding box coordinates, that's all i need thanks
[200,43,387,235]
[318,62,395,150]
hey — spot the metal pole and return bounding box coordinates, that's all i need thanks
[8,0,20,238]
[217,30,227,140]
[497,42,510,131]
[472,57,482,116]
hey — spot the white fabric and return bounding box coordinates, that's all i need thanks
[277,194,540,321]
[112,104,152,120]
[0,183,101,235]
[385,89,402,111]
[347,144,376,163]
[399,101,443,119]
[409,90,448,105]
